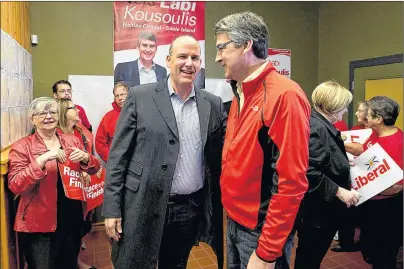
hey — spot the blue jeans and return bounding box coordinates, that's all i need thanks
[227,217,294,269]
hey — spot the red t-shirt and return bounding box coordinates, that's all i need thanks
[364,128,403,186]
[351,124,366,130]
[334,120,348,131]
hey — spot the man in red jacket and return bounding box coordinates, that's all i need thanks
[214,12,311,269]
[95,82,128,162]
[52,80,93,132]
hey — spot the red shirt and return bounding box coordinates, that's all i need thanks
[351,124,366,130]
[95,102,122,162]
[76,104,91,131]
[364,128,403,186]
[334,120,348,131]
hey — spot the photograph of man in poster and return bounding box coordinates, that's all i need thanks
[114,31,167,87]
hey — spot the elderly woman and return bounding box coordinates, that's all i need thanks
[56,98,100,269]
[358,96,403,269]
[344,101,379,156]
[294,81,361,269]
[8,97,100,269]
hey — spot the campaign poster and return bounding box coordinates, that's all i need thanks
[113,1,205,88]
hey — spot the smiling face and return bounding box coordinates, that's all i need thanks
[138,38,157,64]
[166,36,202,87]
[65,100,80,123]
[355,103,368,124]
[215,33,246,81]
[31,101,59,132]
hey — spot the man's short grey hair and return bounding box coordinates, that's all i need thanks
[214,11,269,59]
[137,31,157,46]
[368,96,400,126]
[29,97,57,118]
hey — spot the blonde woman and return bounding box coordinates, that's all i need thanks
[56,98,100,269]
[8,97,100,269]
[294,81,361,269]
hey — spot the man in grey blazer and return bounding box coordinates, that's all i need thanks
[114,31,167,87]
[102,35,227,269]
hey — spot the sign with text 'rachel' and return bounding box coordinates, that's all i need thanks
[350,143,403,205]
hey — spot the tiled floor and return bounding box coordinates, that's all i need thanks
[81,222,403,269]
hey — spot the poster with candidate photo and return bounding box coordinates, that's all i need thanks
[113,1,205,88]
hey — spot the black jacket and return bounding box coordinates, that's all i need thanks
[300,109,351,220]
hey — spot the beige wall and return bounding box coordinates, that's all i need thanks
[318,2,403,124]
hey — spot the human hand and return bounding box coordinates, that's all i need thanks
[341,134,347,141]
[81,172,91,186]
[45,148,67,163]
[247,251,275,269]
[67,147,89,163]
[96,166,103,178]
[105,218,122,241]
[336,187,361,207]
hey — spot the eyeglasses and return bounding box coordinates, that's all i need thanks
[33,110,59,119]
[58,89,73,94]
[216,40,234,52]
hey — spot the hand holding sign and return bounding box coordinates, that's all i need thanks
[336,187,361,208]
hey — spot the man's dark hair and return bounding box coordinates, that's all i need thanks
[52,80,72,94]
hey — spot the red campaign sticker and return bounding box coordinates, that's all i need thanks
[114,1,205,51]
[85,168,106,214]
[58,161,86,201]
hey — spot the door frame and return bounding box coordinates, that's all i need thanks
[348,53,403,128]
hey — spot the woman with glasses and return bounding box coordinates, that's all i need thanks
[8,97,100,269]
[56,99,100,269]
[294,81,361,269]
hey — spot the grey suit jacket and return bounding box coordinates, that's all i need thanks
[114,59,167,87]
[102,78,227,269]
[194,67,205,90]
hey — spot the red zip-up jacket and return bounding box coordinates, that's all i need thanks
[221,63,311,262]
[8,132,100,232]
[95,102,121,162]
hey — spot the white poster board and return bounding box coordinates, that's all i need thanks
[205,78,233,103]
[341,129,372,144]
[68,75,114,162]
[342,129,373,160]
[350,143,403,205]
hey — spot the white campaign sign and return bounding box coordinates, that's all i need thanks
[341,129,372,144]
[267,48,291,78]
[342,129,373,161]
[350,143,403,205]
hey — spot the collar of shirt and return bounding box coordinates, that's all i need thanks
[237,61,269,95]
[167,76,196,102]
[138,60,155,71]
